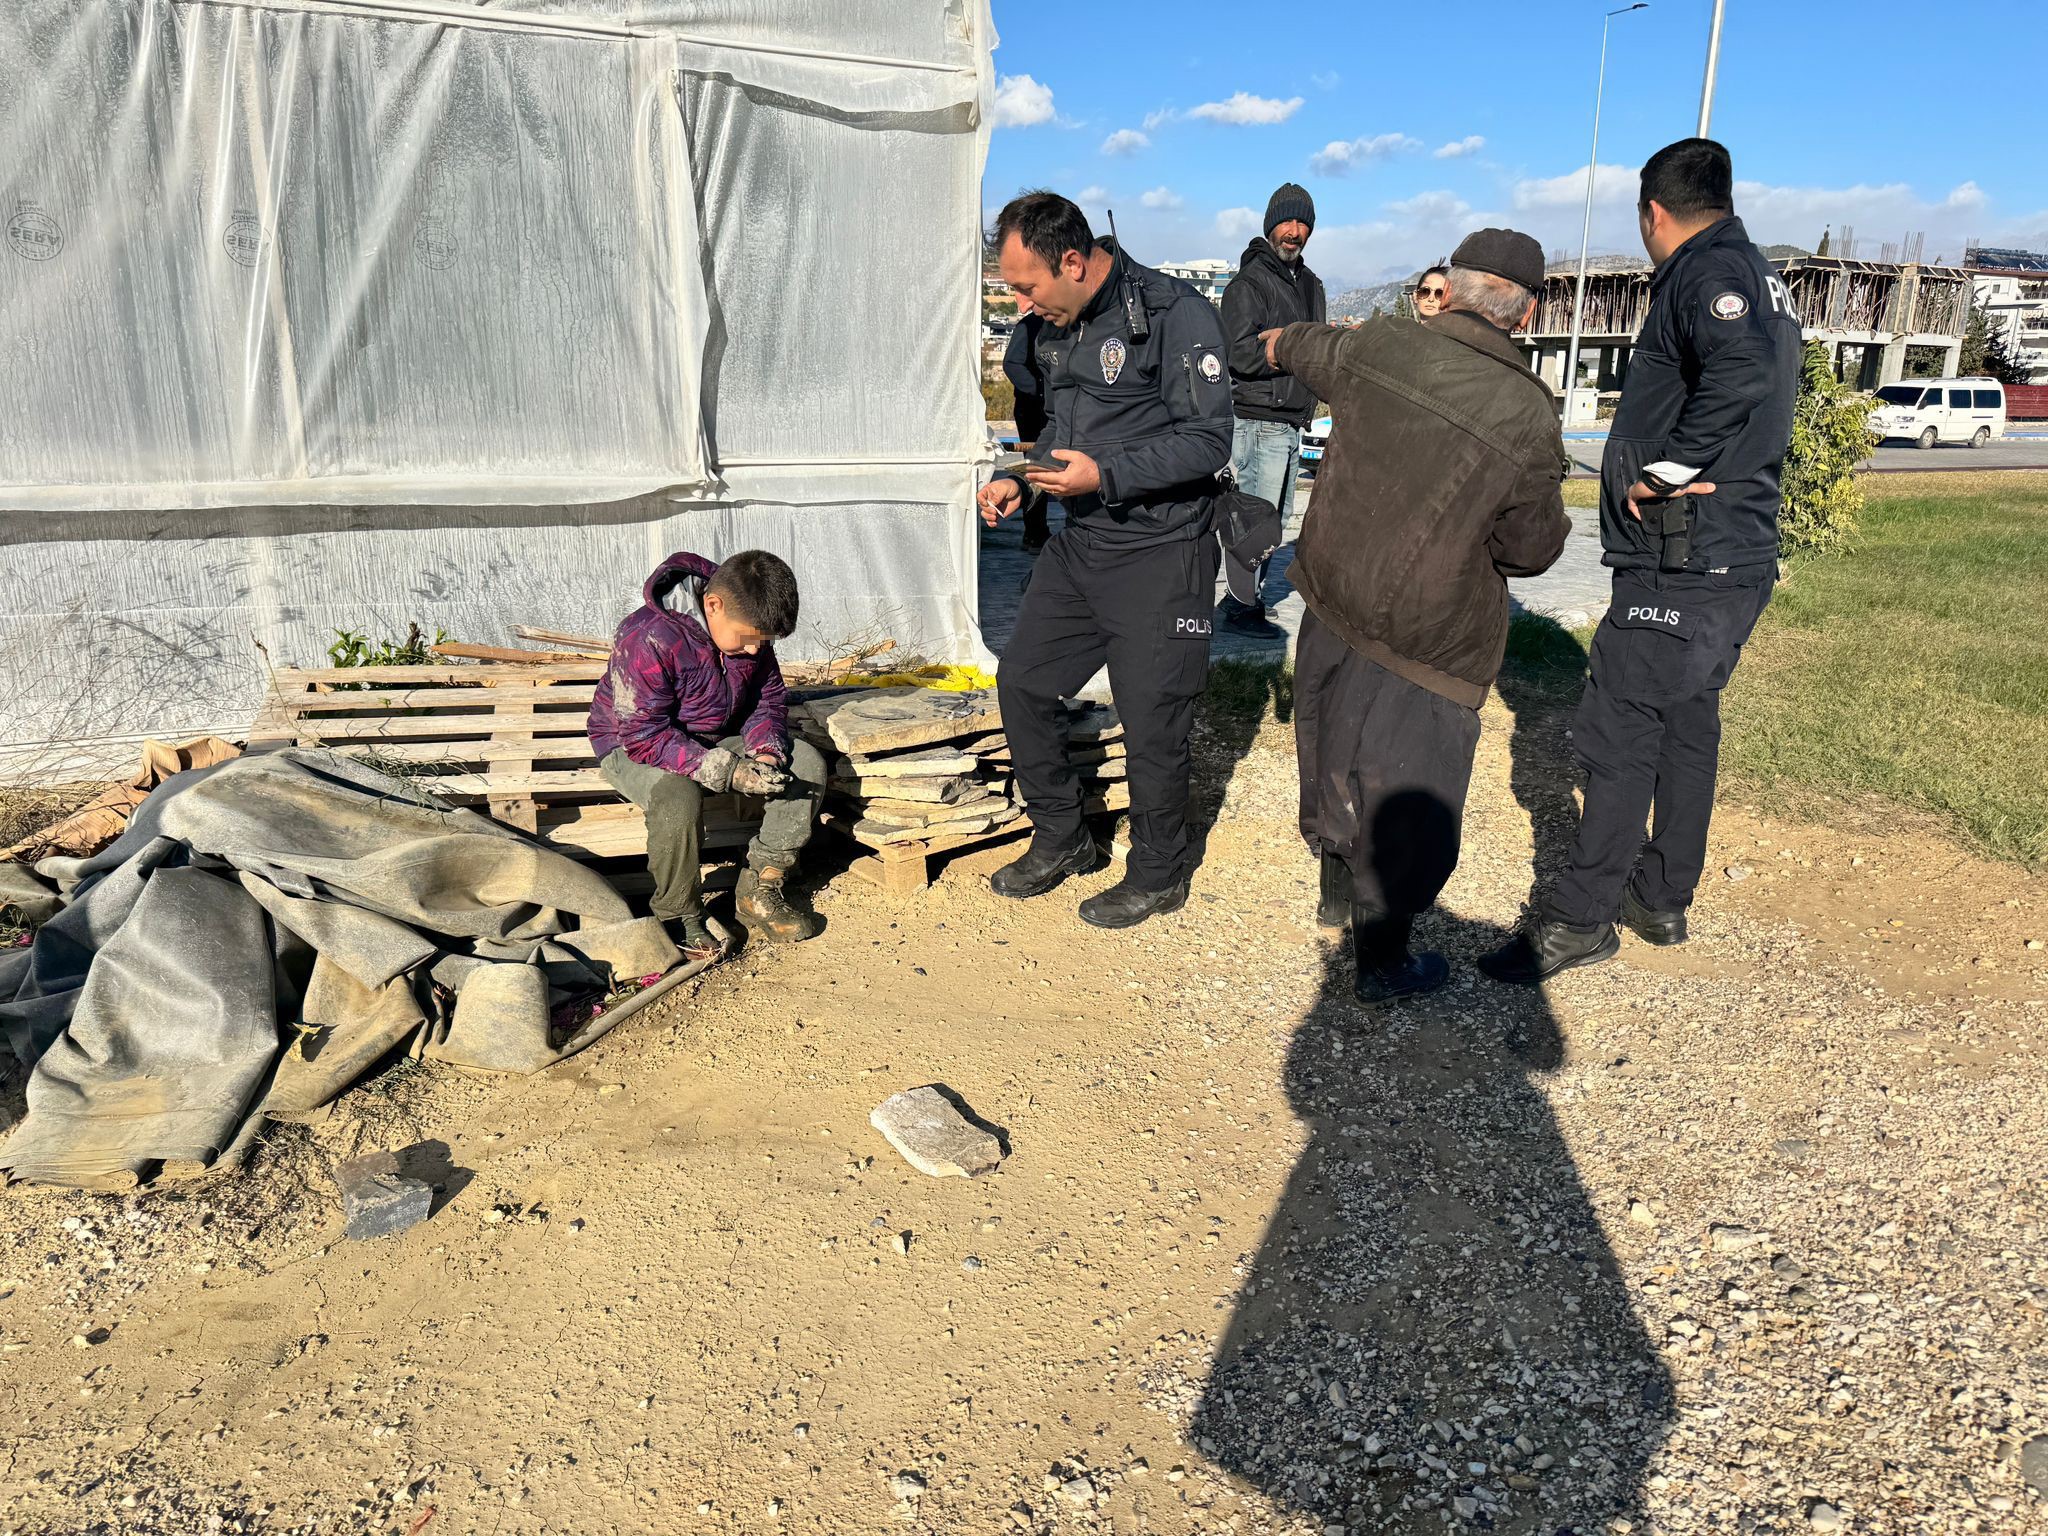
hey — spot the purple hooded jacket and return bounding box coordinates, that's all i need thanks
[587,552,790,775]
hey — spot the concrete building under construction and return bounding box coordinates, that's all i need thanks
[1522,256,1972,396]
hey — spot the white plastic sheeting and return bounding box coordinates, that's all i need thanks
[0,0,996,773]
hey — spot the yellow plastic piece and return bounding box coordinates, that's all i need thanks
[837,664,996,693]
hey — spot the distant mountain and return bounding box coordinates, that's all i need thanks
[1543,252,1652,277]
[1760,243,1813,260]
[1328,277,1411,320]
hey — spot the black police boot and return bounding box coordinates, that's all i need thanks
[1078,875,1190,930]
[990,829,1099,899]
[1477,917,1620,984]
[1222,601,1286,640]
[1620,885,1689,946]
[1317,852,1351,929]
[1351,912,1449,1008]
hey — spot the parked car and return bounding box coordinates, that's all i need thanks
[1299,414,1332,476]
[1868,377,2006,448]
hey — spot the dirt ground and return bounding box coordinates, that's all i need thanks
[2,686,2045,1536]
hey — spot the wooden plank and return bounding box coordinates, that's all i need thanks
[512,625,614,655]
[310,737,601,766]
[879,847,930,895]
[545,818,752,860]
[272,664,605,687]
[433,642,605,665]
[538,800,757,835]
[268,710,592,741]
[491,696,539,833]
[418,769,615,798]
[278,684,599,713]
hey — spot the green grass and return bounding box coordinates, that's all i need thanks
[1721,472,2048,868]
[1198,473,2048,869]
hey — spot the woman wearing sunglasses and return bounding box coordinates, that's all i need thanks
[1412,267,1449,318]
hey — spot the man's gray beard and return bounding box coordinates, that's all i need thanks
[1277,245,1302,264]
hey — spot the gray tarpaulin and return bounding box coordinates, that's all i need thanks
[0,750,679,1190]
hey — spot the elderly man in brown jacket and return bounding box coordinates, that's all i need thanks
[1261,227,1570,1006]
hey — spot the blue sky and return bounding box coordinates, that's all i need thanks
[983,0,2047,293]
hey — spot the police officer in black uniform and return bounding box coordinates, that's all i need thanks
[1482,139,1801,983]
[977,191,1234,929]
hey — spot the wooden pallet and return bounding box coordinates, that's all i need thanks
[248,662,757,860]
[823,782,1131,895]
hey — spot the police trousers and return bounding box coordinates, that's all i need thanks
[1295,608,1481,919]
[998,526,1220,890]
[1546,568,1774,926]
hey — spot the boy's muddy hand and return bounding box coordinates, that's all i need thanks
[732,757,790,796]
[689,746,740,793]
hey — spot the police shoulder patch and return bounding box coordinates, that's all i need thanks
[1709,291,1750,321]
[1199,351,1222,382]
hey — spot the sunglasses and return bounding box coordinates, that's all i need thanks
[1417,284,1447,299]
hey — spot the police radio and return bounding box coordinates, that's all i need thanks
[1104,208,1149,341]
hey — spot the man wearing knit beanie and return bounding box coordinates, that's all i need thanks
[1218,183,1326,636]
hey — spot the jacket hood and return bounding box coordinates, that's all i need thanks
[643,550,720,612]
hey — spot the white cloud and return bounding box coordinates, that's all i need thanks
[1188,92,1304,126]
[1385,191,1472,223]
[1142,106,1177,132]
[1311,71,1341,91]
[1100,128,1150,157]
[1434,135,1486,160]
[1140,185,1185,211]
[1078,185,1110,205]
[1512,163,1640,210]
[991,74,1056,130]
[1492,164,2041,270]
[1215,207,1262,241]
[1309,133,1420,177]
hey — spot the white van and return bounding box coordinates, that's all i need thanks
[1868,377,2007,448]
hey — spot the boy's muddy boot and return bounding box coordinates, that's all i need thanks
[667,911,724,967]
[736,866,822,942]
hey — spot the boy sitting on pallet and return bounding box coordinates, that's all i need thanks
[588,550,825,958]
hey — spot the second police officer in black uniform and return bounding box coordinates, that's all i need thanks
[977,192,1235,929]
[1483,139,1803,983]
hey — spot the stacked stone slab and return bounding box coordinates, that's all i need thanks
[788,687,1128,854]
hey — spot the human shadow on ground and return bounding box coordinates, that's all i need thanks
[1190,783,1670,1532]
[1496,614,1595,911]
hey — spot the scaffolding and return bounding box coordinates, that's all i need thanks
[1526,258,1971,344]
[1776,258,1970,339]
[1531,268,1655,338]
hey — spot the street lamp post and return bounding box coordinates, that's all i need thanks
[1697,0,1726,136]
[1561,2,1647,427]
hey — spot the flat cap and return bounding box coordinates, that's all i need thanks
[1449,227,1545,294]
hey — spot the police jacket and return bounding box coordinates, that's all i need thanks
[998,248,1234,547]
[1222,238,1327,427]
[1600,215,1801,574]
[1001,312,1049,444]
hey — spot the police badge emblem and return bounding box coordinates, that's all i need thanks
[1200,352,1222,382]
[1710,291,1750,320]
[1100,337,1126,384]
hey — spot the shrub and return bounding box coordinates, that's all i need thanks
[1779,341,1876,559]
[981,374,1015,422]
[327,623,445,668]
